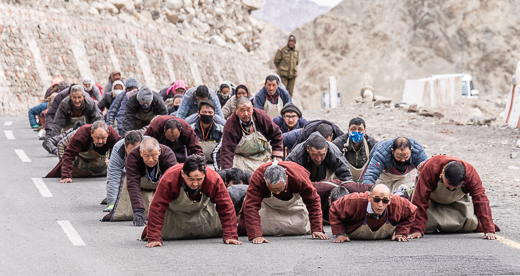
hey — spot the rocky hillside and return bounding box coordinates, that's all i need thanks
[252,0,330,31]
[293,0,520,110]
[9,0,266,55]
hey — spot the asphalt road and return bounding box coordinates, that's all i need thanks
[1,117,520,275]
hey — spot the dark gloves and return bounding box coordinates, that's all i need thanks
[133,208,147,226]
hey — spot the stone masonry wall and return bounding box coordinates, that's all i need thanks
[0,3,269,116]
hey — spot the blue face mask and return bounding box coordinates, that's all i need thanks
[140,103,151,109]
[349,131,364,143]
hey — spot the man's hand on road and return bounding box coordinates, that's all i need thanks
[334,235,350,243]
[484,233,497,240]
[252,237,269,244]
[60,178,73,183]
[312,232,329,240]
[146,241,162,248]
[225,239,243,245]
[392,235,409,242]
[408,232,422,239]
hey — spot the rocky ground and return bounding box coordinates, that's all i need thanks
[304,101,520,240]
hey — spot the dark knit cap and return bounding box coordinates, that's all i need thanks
[281,103,302,117]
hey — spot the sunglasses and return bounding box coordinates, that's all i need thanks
[372,196,390,204]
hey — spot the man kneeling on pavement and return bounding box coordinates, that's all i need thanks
[141,155,242,247]
[103,137,178,224]
[239,160,329,243]
[329,184,417,242]
[46,121,120,182]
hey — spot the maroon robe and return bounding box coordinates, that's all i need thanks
[242,161,323,240]
[144,115,204,163]
[410,155,499,235]
[46,124,121,179]
[125,144,177,211]
[142,164,238,243]
[220,108,283,169]
[329,192,417,236]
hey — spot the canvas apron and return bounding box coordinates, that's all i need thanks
[160,189,223,240]
[133,108,155,129]
[233,120,272,172]
[375,165,417,192]
[110,175,156,221]
[264,98,284,119]
[424,180,478,233]
[200,140,218,163]
[71,145,108,177]
[61,115,86,134]
[344,138,370,183]
[348,211,397,240]
[259,194,311,236]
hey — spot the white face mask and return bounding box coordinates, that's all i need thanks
[83,84,93,92]
[113,89,124,97]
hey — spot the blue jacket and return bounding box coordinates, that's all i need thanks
[272,115,307,133]
[361,137,429,184]
[282,128,302,151]
[253,87,291,110]
[176,87,223,119]
[106,92,126,129]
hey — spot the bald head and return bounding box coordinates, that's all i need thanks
[370,184,391,197]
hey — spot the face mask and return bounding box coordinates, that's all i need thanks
[140,103,151,109]
[113,89,124,96]
[394,158,410,167]
[221,92,231,99]
[349,131,364,143]
[173,105,180,112]
[200,114,214,124]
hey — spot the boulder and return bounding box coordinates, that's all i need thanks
[91,1,105,12]
[108,0,126,10]
[150,9,161,20]
[210,35,227,47]
[164,0,183,11]
[183,0,193,8]
[242,0,262,10]
[134,0,143,8]
[88,6,100,16]
[143,0,161,9]
[140,10,153,22]
[165,10,179,24]
[214,7,225,16]
[105,3,119,14]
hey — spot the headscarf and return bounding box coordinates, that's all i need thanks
[109,71,121,83]
[167,80,187,96]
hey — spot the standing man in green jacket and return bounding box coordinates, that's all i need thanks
[274,35,299,97]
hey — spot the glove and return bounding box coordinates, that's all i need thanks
[103,204,114,212]
[133,208,147,226]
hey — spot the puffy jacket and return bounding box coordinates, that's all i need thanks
[115,90,139,135]
[282,128,302,152]
[44,88,89,139]
[333,133,378,169]
[286,132,353,182]
[51,96,103,136]
[361,137,429,184]
[253,87,291,111]
[106,139,126,206]
[176,87,223,119]
[106,91,126,129]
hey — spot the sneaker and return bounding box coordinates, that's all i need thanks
[100,198,108,205]
[31,124,40,129]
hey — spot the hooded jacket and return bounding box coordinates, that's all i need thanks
[176,87,224,119]
[292,119,344,149]
[286,132,353,182]
[122,92,167,135]
[215,81,236,108]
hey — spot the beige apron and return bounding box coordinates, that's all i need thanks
[133,108,155,129]
[264,98,284,119]
[376,169,417,192]
[424,180,479,233]
[348,211,397,240]
[71,146,108,177]
[259,194,311,236]
[111,176,155,221]
[61,115,86,134]
[200,140,218,163]
[160,189,223,240]
[233,120,272,172]
[344,138,370,183]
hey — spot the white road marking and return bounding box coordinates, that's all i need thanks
[4,121,13,126]
[4,130,15,140]
[14,149,31,162]
[497,235,520,250]
[57,221,86,246]
[31,178,53,198]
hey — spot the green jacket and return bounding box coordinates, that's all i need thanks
[274,45,299,79]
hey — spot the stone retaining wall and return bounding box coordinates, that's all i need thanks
[0,3,269,116]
